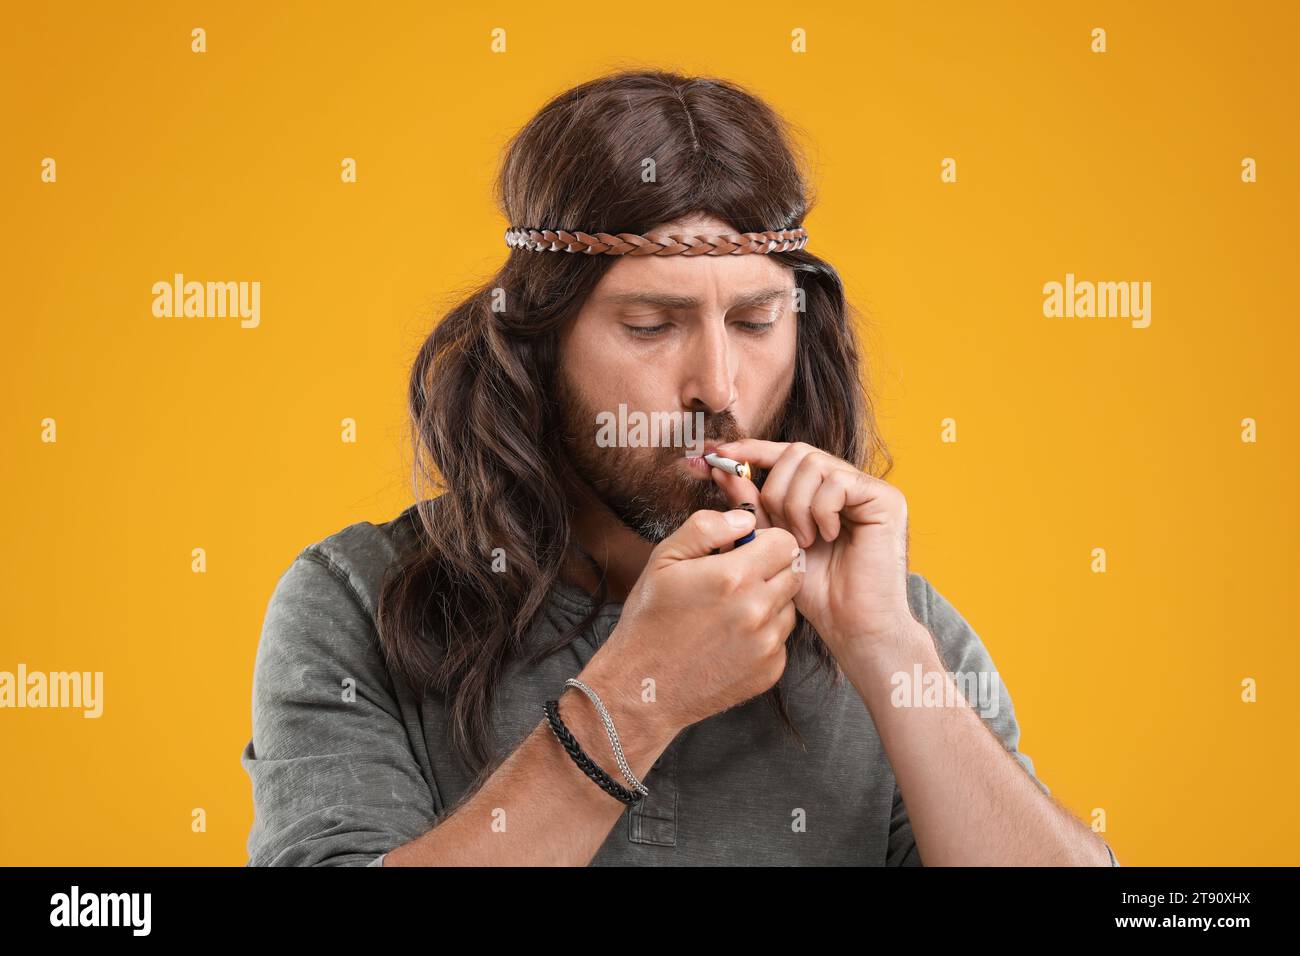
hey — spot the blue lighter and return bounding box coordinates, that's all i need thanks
[733,502,757,548]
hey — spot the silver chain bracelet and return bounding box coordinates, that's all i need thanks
[563,677,650,797]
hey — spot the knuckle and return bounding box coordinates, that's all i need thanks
[884,487,907,517]
[784,571,803,598]
[736,597,767,632]
[766,643,789,681]
[690,508,719,531]
[767,526,798,551]
[718,565,745,593]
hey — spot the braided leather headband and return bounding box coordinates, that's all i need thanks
[504,226,808,256]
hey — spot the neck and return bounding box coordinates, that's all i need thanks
[561,483,654,604]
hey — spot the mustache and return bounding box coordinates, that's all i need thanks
[664,411,746,458]
[556,397,750,461]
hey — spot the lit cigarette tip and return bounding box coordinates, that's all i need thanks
[704,453,752,481]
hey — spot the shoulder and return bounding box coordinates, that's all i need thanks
[254,501,433,676]
[251,501,434,712]
[904,570,1048,792]
[904,572,1018,694]
[902,570,1004,723]
[285,501,427,622]
[905,571,985,669]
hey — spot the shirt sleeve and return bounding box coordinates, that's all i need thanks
[240,547,437,866]
[886,574,1119,866]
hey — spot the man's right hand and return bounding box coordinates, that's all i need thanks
[581,509,803,749]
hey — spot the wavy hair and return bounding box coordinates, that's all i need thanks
[376,68,892,778]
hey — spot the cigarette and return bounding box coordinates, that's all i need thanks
[704,453,752,481]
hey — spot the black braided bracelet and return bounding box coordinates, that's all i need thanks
[543,698,644,805]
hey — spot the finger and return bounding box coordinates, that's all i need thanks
[833,469,900,525]
[754,442,818,535]
[783,452,835,549]
[712,438,791,470]
[710,466,772,529]
[707,526,800,583]
[763,564,804,612]
[765,601,798,650]
[809,470,849,542]
[653,508,756,567]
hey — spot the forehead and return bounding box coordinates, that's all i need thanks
[586,252,794,311]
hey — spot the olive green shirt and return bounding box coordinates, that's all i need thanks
[240,502,1118,866]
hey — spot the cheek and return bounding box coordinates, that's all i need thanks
[738,327,795,431]
[774,320,798,383]
[738,325,797,412]
[561,322,669,410]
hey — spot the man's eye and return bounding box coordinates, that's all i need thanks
[736,320,776,335]
[625,324,669,338]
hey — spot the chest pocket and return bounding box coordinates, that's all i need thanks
[627,739,679,846]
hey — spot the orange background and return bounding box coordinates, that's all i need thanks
[2,1,1296,865]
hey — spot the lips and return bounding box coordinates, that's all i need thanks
[681,443,723,464]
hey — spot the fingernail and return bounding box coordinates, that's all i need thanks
[724,510,753,530]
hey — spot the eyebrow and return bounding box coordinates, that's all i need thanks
[601,286,791,311]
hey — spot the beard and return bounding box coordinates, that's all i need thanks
[555,373,783,543]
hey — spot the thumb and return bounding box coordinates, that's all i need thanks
[652,508,756,566]
[710,466,772,529]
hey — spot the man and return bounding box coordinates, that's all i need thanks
[241,68,1117,866]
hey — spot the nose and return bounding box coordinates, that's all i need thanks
[680,317,735,415]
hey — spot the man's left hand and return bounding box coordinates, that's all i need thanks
[710,439,917,654]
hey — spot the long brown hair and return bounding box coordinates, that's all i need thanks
[377,69,892,778]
